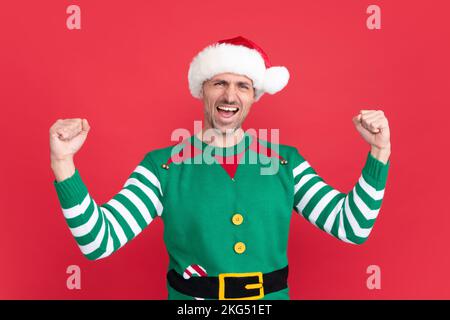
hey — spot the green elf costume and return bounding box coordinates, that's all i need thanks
[53,36,390,300]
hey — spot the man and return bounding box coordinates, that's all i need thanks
[50,36,391,300]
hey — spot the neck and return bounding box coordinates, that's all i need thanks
[197,126,245,148]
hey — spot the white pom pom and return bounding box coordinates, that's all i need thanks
[263,66,290,94]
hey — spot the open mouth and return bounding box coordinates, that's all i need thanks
[216,105,239,119]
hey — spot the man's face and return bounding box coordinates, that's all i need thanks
[201,73,255,134]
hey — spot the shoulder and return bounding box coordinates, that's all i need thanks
[142,136,197,170]
[144,144,178,164]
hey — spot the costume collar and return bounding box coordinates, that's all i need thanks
[190,132,253,157]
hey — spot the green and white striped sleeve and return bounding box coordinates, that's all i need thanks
[53,153,163,260]
[292,150,390,245]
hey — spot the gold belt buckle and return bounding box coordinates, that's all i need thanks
[218,271,264,300]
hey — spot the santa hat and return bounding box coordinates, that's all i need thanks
[188,36,290,101]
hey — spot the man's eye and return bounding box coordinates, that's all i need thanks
[215,82,224,86]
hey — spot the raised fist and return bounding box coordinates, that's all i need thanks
[49,118,90,161]
[352,110,391,150]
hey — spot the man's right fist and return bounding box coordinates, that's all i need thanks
[49,118,90,161]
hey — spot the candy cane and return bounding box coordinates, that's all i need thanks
[183,264,207,300]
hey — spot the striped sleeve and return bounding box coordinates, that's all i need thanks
[292,150,390,245]
[53,154,163,260]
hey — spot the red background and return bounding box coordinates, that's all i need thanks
[0,0,449,299]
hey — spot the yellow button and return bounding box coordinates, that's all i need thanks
[234,242,246,254]
[232,213,244,226]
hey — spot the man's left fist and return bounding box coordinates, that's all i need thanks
[352,109,391,150]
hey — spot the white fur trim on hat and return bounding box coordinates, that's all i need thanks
[263,66,290,95]
[188,43,289,101]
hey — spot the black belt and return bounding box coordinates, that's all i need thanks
[167,265,288,300]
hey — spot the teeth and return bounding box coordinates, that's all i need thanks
[217,106,238,112]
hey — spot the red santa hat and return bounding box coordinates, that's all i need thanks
[188,36,290,101]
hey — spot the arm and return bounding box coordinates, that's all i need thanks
[49,118,163,260]
[293,109,391,244]
[292,149,389,244]
[53,153,163,260]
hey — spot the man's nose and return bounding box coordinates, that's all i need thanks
[223,85,239,104]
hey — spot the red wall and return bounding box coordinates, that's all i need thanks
[0,0,449,299]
